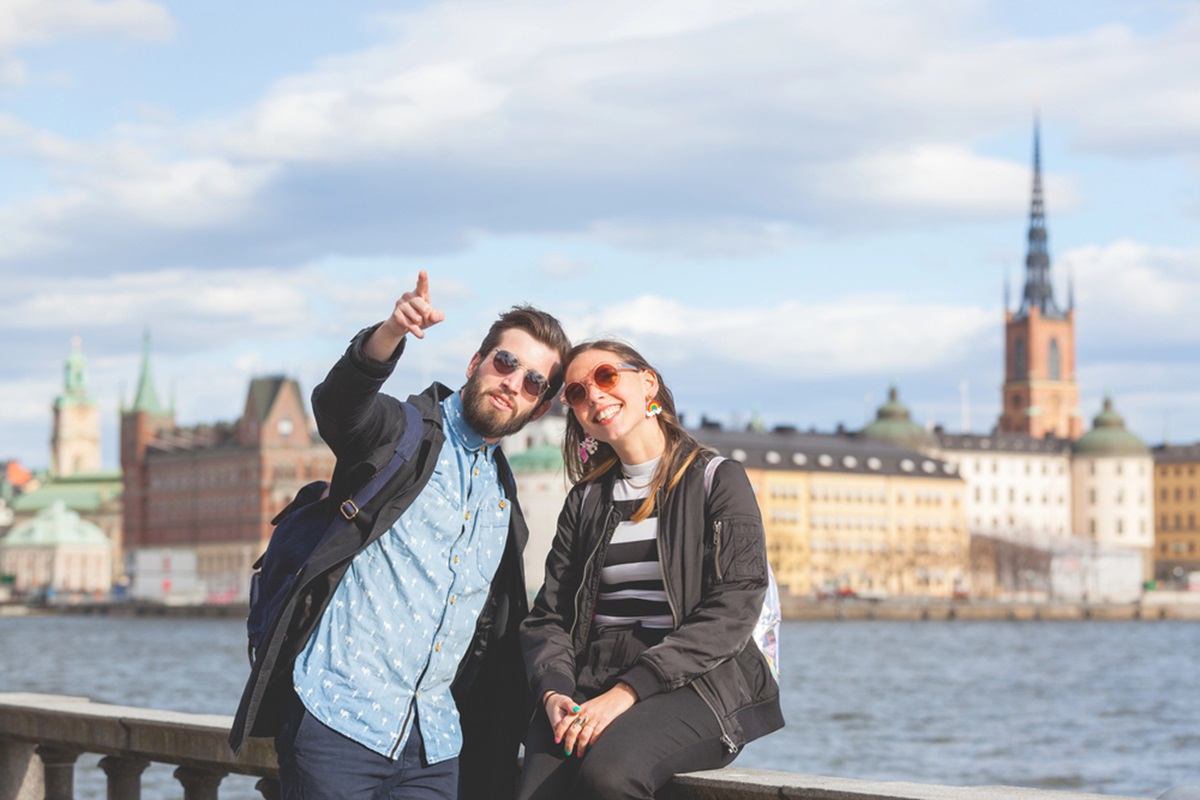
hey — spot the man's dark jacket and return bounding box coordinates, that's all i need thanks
[229,330,531,800]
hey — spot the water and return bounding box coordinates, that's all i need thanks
[2,616,1197,798]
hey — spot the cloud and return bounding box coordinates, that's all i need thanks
[0,0,174,48]
[814,145,1081,222]
[0,0,173,89]
[539,253,590,279]
[1066,239,1200,346]
[583,293,996,379]
[4,1,1200,271]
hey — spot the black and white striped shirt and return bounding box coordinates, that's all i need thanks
[593,457,673,630]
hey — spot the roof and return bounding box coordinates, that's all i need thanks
[1072,396,1149,458]
[507,444,564,473]
[1,501,112,548]
[935,431,1072,456]
[1153,443,1200,464]
[9,472,123,513]
[693,427,961,480]
[131,331,166,415]
[859,386,937,450]
[246,376,289,425]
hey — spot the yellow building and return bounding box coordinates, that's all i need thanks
[1152,443,1200,586]
[695,426,969,599]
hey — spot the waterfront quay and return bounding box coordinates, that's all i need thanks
[8,591,1200,622]
[0,692,1156,800]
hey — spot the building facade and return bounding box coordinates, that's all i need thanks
[695,426,969,599]
[1152,443,1200,586]
[121,340,335,601]
[0,501,113,597]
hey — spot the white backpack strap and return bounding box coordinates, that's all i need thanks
[703,455,727,498]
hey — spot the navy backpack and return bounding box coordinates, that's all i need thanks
[246,402,423,664]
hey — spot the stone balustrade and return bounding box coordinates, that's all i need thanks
[0,692,1155,800]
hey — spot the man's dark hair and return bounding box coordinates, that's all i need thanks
[476,306,571,398]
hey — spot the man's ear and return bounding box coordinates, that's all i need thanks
[531,398,553,421]
[466,351,483,380]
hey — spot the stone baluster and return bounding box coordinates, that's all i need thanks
[99,755,151,800]
[35,745,82,800]
[255,777,281,800]
[173,765,227,800]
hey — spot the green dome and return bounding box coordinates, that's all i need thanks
[0,501,111,548]
[507,444,564,473]
[1072,396,1148,457]
[860,386,936,450]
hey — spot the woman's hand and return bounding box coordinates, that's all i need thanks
[543,691,580,733]
[558,682,637,757]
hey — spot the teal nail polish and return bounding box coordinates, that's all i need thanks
[564,747,571,756]
[572,705,581,713]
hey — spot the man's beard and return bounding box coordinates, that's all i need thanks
[461,371,539,440]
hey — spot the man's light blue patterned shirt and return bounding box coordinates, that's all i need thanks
[293,391,511,762]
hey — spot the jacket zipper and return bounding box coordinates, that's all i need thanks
[712,519,724,583]
[569,505,617,648]
[655,489,681,630]
[694,679,740,754]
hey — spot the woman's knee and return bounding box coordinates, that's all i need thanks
[574,750,652,800]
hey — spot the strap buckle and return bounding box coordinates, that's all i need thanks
[340,499,360,520]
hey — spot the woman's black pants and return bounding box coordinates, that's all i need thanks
[514,684,737,800]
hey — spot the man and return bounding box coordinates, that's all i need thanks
[230,271,571,800]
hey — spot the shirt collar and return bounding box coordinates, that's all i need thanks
[442,390,499,456]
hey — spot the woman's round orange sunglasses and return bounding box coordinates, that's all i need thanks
[562,362,639,406]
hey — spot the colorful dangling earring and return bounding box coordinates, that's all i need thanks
[579,435,598,463]
[646,399,663,418]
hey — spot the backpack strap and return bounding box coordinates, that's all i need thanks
[337,401,423,522]
[703,455,727,499]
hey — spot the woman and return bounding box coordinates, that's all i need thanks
[517,341,783,800]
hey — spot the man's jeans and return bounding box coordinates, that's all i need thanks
[276,696,458,800]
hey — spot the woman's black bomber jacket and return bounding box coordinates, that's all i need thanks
[520,454,784,752]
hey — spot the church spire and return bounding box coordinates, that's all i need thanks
[131,330,165,415]
[1018,116,1064,319]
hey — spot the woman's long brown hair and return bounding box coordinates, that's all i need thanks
[561,340,706,522]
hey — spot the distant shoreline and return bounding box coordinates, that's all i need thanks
[5,594,1200,621]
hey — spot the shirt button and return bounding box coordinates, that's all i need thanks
[499,500,506,509]
[435,642,441,652]
[450,596,456,605]
[465,511,471,520]
[453,556,459,564]
[474,468,479,475]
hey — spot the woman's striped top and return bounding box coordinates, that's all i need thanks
[593,456,673,630]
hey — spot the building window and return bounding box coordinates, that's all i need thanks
[1089,519,1096,535]
[1116,519,1124,534]
[1048,338,1061,380]
[1014,337,1027,378]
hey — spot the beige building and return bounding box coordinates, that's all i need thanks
[695,425,968,599]
[1151,443,1200,586]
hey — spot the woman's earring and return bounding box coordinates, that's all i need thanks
[646,400,662,418]
[579,435,598,463]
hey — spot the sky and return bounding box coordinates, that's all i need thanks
[3,0,1200,471]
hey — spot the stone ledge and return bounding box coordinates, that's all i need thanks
[665,769,1147,800]
[0,694,1152,799]
[0,693,276,777]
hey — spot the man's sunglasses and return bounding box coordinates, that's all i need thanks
[490,349,550,398]
[562,363,639,407]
